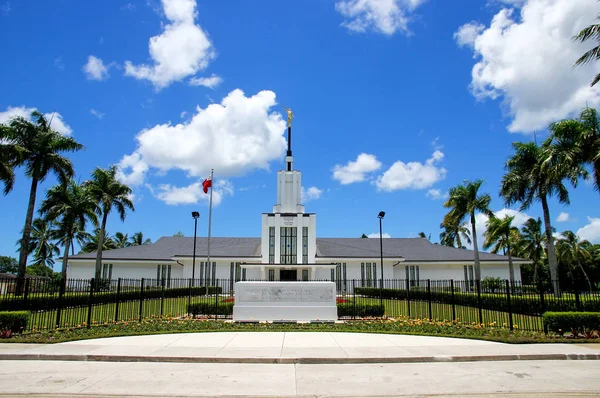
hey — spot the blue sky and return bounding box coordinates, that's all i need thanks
[1,0,600,269]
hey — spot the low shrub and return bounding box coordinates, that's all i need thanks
[337,303,385,318]
[0,311,30,337]
[543,312,600,335]
[187,302,234,316]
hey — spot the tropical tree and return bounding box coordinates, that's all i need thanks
[443,179,493,281]
[500,141,584,295]
[439,219,471,249]
[3,111,83,290]
[131,232,151,246]
[483,215,519,285]
[39,180,98,288]
[0,125,21,195]
[0,256,18,274]
[56,226,90,256]
[519,217,545,284]
[173,231,185,237]
[84,166,134,281]
[573,15,600,87]
[417,232,431,240]
[548,108,600,193]
[555,230,593,292]
[81,229,117,253]
[113,232,131,248]
[29,218,60,268]
[360,233,368,238]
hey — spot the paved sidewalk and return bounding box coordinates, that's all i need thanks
[1,332,599,363]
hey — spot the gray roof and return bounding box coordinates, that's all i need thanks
[70,236,523,263]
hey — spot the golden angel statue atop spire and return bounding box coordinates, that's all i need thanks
[283,106,294,128]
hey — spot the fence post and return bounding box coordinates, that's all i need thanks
[114,278,122,323]
[538,280,546,314]
[575,290,581,311]
[160,278,165,317]
[352,279,356,320]
[427,279,432,321]
[87,278,95,329]
[55,278,65,328]
[450,279,456,322]
[476,279,483,325]
[23,278,30,303]
[406,279,411,318]
[505,279,513,331]
[215,279,219,320]
[139,278,145,323]
[188,278,192,316]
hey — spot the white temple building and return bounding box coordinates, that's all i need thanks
[68,113,525,287]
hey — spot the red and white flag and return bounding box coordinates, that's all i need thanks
[202,175,212,194]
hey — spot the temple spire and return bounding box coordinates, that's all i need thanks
[284,106,294,171]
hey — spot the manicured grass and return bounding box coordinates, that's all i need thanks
[5,316,598,344]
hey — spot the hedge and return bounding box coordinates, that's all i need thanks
[0,311,30,336]
[354,287,600,316]
[0,286,222,312]
[188,302,234,316]
[337,303,385,318]
[543,312,600,334]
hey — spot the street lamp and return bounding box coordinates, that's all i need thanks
[191,211,200,283]
[378,211,385,307]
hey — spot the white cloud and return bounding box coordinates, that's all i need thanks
[375,150,446,192]
[471,208,532,250]
[368,232,391,238]
[455,0,600,133]
[335,0,427,35]
[301,186,323,202]
[83,55,110,81]
[332,153,382,185]
[576,217,600,243]
[116,89,286,186]
[0,106,72,136]
[90,109,104,119]
[116,152,149,186]
[189,74,222,89]
[54,56,65,70]
[180,111,188,118]
[426,188,447,200]
[556,212,570,222]
[124,0,215,89]
[155,178,233,206]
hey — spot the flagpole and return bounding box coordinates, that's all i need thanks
[206,168,214,287]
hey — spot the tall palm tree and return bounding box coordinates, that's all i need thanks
[4,111,83,290]
[113,232,131,248]
[130,232,151,246]
[548,108,600,193]
[39,180,98,287]
[84,166,134,281]
[439,219,471,249]
[555,230,593,292]
[417,232,431,240]
[0,125,21,195]
[81,229,117,253]
[56,226,91,256]
[29,218,60,268]
[443,179,493,280]
[573,15,600,87]
[500,142,584,295]
[483,215,519,285]
[519,217,545,284]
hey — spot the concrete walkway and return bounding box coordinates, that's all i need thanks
[1,332,599,363]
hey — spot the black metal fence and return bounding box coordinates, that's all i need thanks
[1,277,599,332]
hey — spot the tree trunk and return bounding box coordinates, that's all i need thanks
[456,233,462,250]
[507,238,515,287]
[593,158,600,194]
[16,177,39,295]
[94,211,108,282]
[577,261,593,292]
[540,195,560,296]
[470,212,481,281]
[60,236,71,296]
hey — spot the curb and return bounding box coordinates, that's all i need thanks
[0,352,599,364]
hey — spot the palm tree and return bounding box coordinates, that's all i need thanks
[555,230,593,292]
[56,226,91,256]
[573,15,600,87]
[439,219,471,249]
[113,232,131,248]
[84,166,134,281]
[0,125,21,195]
[29,218,60,268]
[4,111,83,290]
[483,215,519,285]
[130,232,151,246]
[417,232,431,240]
[548,108,600,193]
[500,141,584,295]
[81,229,117,253]
[519,217,545,284]
[39,180,98,287]
[443,179,493,281]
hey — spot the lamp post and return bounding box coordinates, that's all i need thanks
[191,211,200,284]
[378,211,385,307]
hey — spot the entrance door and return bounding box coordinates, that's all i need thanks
[280,270,297,281]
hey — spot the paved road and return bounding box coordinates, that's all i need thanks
[0,359,598,397]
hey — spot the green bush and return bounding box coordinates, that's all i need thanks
[481,277,503,293]
[543,312,600,334]
[337,303,385,318]
[187,301,234,316]
[0,311,30,335]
